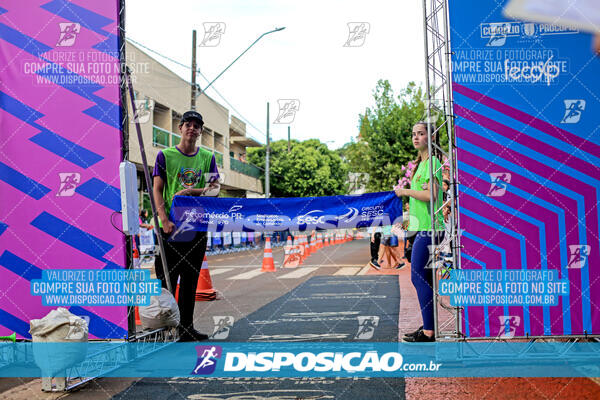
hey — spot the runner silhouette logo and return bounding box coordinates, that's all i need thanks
[567,244,591,269]
[561,99,585,124]
[192,345,222,375]
[211,316,234,339]
[57,173,81,197]
[354,316,379,339]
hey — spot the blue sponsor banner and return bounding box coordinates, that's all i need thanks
[2,342,599,378]
[169,191,402,232]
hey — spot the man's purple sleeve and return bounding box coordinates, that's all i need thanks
[153,151,167,181]
[208,154,220,183]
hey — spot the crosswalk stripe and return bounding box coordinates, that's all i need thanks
[334,267,361,276]
[227,269,264,280]
[358,264,371,275]
[209,268,234,276]
[278,267,319,279]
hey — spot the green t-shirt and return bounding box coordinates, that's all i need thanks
[153,146,218,224]
[382,225,392,235]
[408,156,444,231]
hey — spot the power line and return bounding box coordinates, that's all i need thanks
[126,37,267,142]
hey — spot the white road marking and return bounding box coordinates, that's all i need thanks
[358,264,371,275]
[208,268,234,276]
[278,267,319,279]
[334,267,361,276]
[227,269,265,280]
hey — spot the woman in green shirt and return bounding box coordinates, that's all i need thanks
[394,121,444,342]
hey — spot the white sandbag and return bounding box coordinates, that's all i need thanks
[139,288,180,330]
[29,307,88,376]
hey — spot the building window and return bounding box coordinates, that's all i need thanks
[152,125,170,148]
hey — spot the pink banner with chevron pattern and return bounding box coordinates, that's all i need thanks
[0,0,127,339]
[450,1,600,338]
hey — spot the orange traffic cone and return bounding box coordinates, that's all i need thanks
[175,276,180,301]
[283,236,301,268]
[317,233,323,249]
[324,233,329,247]
[304,235,311,257]
[134,306,141,325]
[294,237,302,263]
[296,236,305,264]
[286,235,293,247]
[196,255,217,301]
[310,236,317,253]
[261,237,276,271]
[133,247,140,269]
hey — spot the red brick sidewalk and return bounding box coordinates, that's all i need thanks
[366,242,600,399]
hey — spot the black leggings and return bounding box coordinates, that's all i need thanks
[155,229,207,335]
[370,232,381,260]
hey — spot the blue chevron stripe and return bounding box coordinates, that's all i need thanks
[82,97,121,130]
[35,62,103,96]
[0,161,51,199]
[0,23,51,57]
[75,178,121,211]
[0,92,104,168]
[29,129,103,168]
[41,0,114,36]
[0,309,31,339]
[454,92,600,168]
[462,231,508,338]
[30,212,113,260]
[92,34,119,55]
[34,65,120,129]
[0,251,43,281]
[0,90,44,122]
[460,160,571,334]
[460,252,488,338]
[462,184,552,335]
[103,260,124,269]
[461,207,531,335]
[458,136,590,333]
[0,222,7,236]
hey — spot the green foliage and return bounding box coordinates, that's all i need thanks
[341,80,448,192]
[247,139,349,197]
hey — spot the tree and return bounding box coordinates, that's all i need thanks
[247,139,349,197]
[342,80,448,192]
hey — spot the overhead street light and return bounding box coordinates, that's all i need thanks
[196,27,286,98]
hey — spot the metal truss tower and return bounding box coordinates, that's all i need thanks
[422,0,463,340]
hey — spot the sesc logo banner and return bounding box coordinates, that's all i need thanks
[170,191,402,233]
[223,351,403,373]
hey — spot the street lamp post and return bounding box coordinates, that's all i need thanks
[196,27,285,98]
[191,27,285,199]
[266,102,270,198]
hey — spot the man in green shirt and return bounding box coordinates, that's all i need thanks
[153,110,220,342]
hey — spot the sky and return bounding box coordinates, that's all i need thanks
[125,0,426,149]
